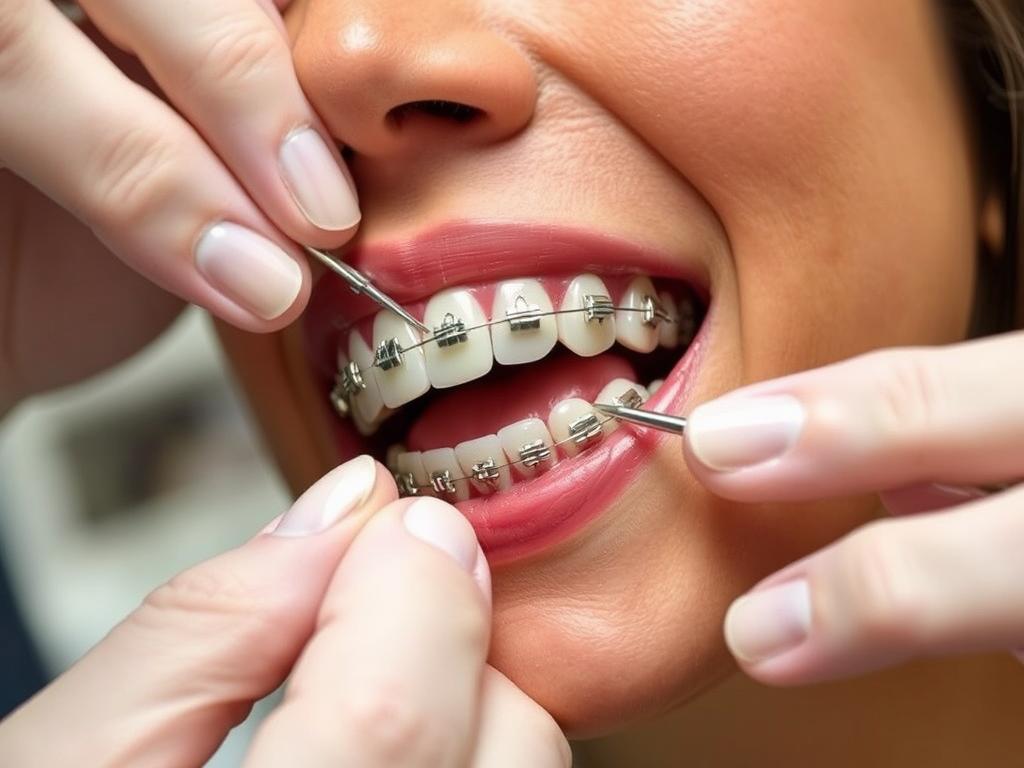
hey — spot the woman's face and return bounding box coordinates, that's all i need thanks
[219,0,977,735]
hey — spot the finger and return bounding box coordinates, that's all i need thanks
[879,482,987,516]
[683,333,1024,501]
[469,667,572,768]
[0,456,395,767]
[246,497,492,768]
[78,0,360,242]
[722,485,1024,684]
[0,1,308,330]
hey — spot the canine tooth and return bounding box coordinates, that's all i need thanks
[657,290,680,348]
[346,331,385,422]
[497,418,556,478]
[423,289,493,389]
[648,379,664,395]
[615,276,659,353]
[396,451,433,497]
[491,279,557,365]
[557,274,616,356]
[455,434,511,495]
[548,398,604,457]
[421,447,470,502]
[594,379,651,436]
[372,312,430,408]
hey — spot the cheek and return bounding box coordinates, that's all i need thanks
[539,0,976,379]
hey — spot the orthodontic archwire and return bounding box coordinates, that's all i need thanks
[393,387,648,497]
[333,292,678,381]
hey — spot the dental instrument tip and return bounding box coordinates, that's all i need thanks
[303,245,430,333]
[593,402,688,435]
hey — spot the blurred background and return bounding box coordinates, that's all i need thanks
[0,308,290,765]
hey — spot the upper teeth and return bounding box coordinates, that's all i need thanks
[333,273,695,433]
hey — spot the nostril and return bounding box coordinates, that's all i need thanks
[387,100,483,128]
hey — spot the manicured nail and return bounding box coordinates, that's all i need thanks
[279,127,361,231]
[687,394,805,471]
[724,580,812,663]
[195,222,302,320]
[403,497,479,572]
[273,455,377,536]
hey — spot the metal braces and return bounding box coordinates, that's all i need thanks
[433,312,469,347]
[395,387,647,497]
[506,295,543,331]
[374,337,404,370]
[583,294,615,323]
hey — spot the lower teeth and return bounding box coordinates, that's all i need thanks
[389,379,652,500]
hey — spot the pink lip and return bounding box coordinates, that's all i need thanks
[303,220,711,565]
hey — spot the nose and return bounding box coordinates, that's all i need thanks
[291,1,537,158]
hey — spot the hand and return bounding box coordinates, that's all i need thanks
[0,0,359,407]
[683,331,1024,683]
[0,456,569,767]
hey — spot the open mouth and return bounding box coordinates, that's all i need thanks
[303,223,710,562]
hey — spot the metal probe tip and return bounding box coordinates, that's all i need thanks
[303,245,430,333]
[593,402,688,435]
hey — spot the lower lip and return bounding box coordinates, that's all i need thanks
[394,318,710,565]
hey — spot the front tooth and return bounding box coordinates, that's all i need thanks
[557,274,616,356]
[423,289,493,389]
[548,398,603,457]
[421,447,470,502]
[497,418,556,478]
[372,311,430,408]
[615,276,659,353]
[491,279,557,365]
[455,434,511,495]
[657,290,680,348]
[396,451,434,497]
[594,379,651,436]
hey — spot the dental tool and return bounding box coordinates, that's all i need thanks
[593,403,687,435]
[304,245,430,334]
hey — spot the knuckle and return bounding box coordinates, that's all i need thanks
[85,124,181,227]
[0,0,39,80]
[840,523,926,646]
[189,17,287,91]
[342,680,448,764]
[870,348,948,451]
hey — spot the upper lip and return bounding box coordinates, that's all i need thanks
[336,219,709,306]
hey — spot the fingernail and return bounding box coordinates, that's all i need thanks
[724,580,812,663]
[279,127,361,231]
[273,455,377,536]
[195,222,302,320]
[403,497,479,572]
[688,394,805,471]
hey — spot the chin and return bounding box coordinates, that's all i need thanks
[217,217,871,736]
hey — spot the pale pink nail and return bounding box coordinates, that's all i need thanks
[403,497,479,572]
[687,395,805,471]
[195,222,302,320]
[725,580,812,663]
[273,455,377,536]
[279,127,361,231]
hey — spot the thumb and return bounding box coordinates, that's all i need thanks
[0,455,394,768]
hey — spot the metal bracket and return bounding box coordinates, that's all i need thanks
[470,458,501,484]
[616,387,645,409]
[506,295,542,331]
[433,313,469,347]
[395,472,419,496]
[430,469,457,495]
[568,412,603,446]
[583,294,614,324]
[374,337,404,370]
[519,439,552,467]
